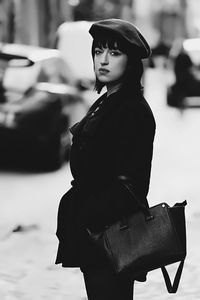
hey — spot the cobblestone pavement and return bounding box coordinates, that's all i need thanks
[0,69,200,299]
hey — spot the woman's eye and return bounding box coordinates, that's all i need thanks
[94,49,102,55]
[110,50,121,56]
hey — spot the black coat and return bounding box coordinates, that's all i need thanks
[55,89,156,275]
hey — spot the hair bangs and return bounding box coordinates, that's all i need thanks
[92,36,127,58]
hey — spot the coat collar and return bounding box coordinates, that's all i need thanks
[69,92,107,138]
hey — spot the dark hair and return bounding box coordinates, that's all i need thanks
[91,34,144,94]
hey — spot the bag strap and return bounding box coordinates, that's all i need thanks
[118,177,154,221]
[161,201,187,293]
[161,259,185,293]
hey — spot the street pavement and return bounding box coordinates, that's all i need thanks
[0,68,200,299]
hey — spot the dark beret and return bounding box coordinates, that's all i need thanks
[89,18,151,59]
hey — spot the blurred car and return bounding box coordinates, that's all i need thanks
[167,38,200,107]
[0,43,82,170]
[148,41,170,68]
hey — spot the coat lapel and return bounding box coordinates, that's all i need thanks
[80,91,124,138]
[69,92,108,139]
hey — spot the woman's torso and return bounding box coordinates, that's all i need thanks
[56,89,156,270]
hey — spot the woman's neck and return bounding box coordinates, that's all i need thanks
[106,82,122,97]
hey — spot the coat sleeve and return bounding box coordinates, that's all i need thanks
[115,102,156,200]
[85,101,156,231]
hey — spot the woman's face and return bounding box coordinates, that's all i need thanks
[94,43,128,86]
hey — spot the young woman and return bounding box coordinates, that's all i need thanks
[56,19,156,300]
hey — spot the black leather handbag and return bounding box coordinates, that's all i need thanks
[87,183,187,293]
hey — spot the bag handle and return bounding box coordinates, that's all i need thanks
[118,176,154,221]
[161,260,185,293]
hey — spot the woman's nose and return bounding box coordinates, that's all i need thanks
[100,51,109,65]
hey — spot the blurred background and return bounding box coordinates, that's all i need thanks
[0,0,196,48]
[0,0,190,46]
[0,1,200,299]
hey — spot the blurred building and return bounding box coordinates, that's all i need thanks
[186,0,200,37]
[0,0,133,47]
[0,0,14,43]
[133,0,188,48]
[0,0,73,47]
[0,0,200,49]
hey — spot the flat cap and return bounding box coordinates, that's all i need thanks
[89,18,151,59]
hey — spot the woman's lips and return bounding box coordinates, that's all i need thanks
[99,68,109,74]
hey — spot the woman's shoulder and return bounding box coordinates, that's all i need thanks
[121,94,155,124]
[88,92,107,112]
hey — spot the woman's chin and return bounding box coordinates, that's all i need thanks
[97,76,110,83]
